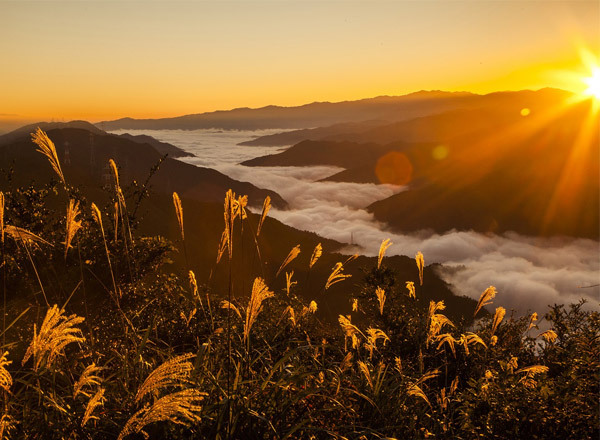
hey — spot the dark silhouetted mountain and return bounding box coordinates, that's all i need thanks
[0,127,285,208]
[0,127,475,321]
[116,133,193,158]
[238,120,385,146]
[98,90,480,131]
[0,121,192,158]
[241,139,411,168]
[367,98,599,239]
[243,92,599,239]
[0,120,105,145]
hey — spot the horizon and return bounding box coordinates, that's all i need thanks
[1,0,598,127]
[0,85,583,131]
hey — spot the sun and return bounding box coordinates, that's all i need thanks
[583,66,600,99]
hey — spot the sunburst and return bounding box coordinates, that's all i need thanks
[583,66,600,99]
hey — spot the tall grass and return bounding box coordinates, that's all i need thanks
[0,128,596,439]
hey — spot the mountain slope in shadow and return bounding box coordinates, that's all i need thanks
[0,120,193,158]
[242,95,599,239]
[0,127,285,208]
[0,127,477,322]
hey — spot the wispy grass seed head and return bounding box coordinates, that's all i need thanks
[310,243,322,268]
[325,262,352,290]
[22,305,85,372]
[172,192,184,241]
[375,287,386,315]
[276,245,300,278]
[257,195,271,237]
[0,351,12,392]
[135,353,195,403]
[82,388,106,427]
[65,199,83,259]
[119,389,206,440]
[491,306,506,335]
[378,239,392,269]
[31,128,66,187]
[416,251,425,286]
[474,286,497,317]
[406,281,416,299]
[74,363,103,398]
[244,278,274,343]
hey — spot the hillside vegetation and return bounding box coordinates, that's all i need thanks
[0,130,597,439]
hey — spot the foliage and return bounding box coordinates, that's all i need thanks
[0,131,597,439]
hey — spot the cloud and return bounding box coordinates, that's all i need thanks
[136,128,600,316]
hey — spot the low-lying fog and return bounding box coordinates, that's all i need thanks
[111,129,600,315]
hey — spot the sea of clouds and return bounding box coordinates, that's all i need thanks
[112,128,600,315]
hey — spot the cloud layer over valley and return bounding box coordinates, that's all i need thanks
[113,129,600,315]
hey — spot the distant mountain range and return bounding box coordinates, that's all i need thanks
[97,90,495,131]
[98,88,574,134]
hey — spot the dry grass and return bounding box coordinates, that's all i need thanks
[109,159,120,189]
[65,199,82,259]
[540,329,558,343]
[415,251,425,286]
[223,190,235,260]
[474,286,496,317]
[257,195,271,237]
[280,305,296,327]
[309,243,322,269]
[82,387,106,427]
[0,414,16,440]
[113,201,119,243]
[458,332,487,356]
[285,271,296,296]
[189,270,198,298]
[5,224,51,247]
[377,239,392,269]
[31,127,66,187]
[220,300,242,319]
[276,244,300,278]
[491,306,506,335]
[357,360,373,390]
[0,351,12,392]
[406,281,416,299]
[302,300,318,316]
[22,305,85,372]
[527,312,538,331]
[135,353,195,403]
[427,303,454,347]
[243,277,274,343]
[119,389,206,440]
[436,334,457,357]
[325,262,351,290]
[74,363,103,398]
[407,382,431,407]
[91,202,119,297]
[173,192,184,241]
[375,287,386,315]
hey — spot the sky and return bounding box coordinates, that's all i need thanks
[0,0,598,125]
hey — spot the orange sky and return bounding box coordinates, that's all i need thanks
[0,1,598,127]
